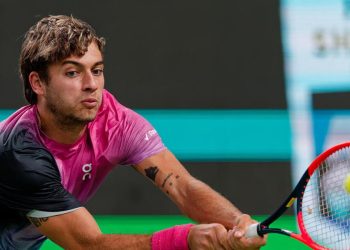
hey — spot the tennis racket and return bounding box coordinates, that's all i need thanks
[246,142,350,250]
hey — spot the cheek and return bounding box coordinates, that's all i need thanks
[46,82,78,104]
[53,78,80,94]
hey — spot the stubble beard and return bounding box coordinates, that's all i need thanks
[46,98,97,130]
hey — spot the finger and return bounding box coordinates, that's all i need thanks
[227,229,250,249]
[233,229,243,238]
[231,225,244,239]
[214,224,232,250]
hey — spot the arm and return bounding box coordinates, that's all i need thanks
[29,207,151,250]
[134,149,267,249]
[30,207,238,250]
[134,149,242,229]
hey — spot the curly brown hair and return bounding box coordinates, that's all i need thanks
[19,15,106,104]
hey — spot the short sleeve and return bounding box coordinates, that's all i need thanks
[0,145,80,217]
[118,108,166,165]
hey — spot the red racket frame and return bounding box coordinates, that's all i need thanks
[256,142,350,250]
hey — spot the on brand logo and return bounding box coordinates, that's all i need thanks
[82,163,92,181]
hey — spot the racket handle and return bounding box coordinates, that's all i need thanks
[245,223,259,238]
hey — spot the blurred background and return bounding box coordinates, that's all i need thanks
[1,0,350,249]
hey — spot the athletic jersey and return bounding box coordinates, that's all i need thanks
[0,90,166,249]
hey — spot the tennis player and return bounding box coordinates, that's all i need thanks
[0,15,266,249]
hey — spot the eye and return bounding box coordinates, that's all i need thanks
[65,71,79,78]
[92,68,104,76]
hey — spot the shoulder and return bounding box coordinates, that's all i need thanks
[0,147,58,191]
[0,108,45,157]
[0,105,39,147]
[96,90,147,125]
[0,111,58,190]
[100,90,123,112]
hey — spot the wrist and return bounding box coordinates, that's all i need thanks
[151,224,193,250]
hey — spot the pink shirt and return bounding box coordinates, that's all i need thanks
[44,90,165,203]
[4,90,166,204]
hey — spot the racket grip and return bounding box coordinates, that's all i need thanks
[245,223,259,238]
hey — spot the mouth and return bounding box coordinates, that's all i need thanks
[81,98,98,109]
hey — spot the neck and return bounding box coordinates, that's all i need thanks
[36,106,87,145]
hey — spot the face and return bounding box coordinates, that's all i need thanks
[41,42,104,126]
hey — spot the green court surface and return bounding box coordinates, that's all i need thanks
[41,215,310,249]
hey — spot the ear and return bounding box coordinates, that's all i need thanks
[28,72,45,96]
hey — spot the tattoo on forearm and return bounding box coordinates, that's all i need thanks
[164,174,180,195]
[145,166,159,182]
[162,173,173,188]
[28,217,49,227]
[145,167,180,195]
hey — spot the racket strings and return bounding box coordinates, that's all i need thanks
[301,147,350,250]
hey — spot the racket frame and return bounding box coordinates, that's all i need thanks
[254,142,350,250]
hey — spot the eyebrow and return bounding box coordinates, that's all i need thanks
[61,60,104,68]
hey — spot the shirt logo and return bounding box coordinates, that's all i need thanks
[82,163,92,181]
[145,129,157,141]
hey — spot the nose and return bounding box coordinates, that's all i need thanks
[82,71,98,91]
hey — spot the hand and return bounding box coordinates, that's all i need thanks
[187,219,266,250]
[188,223,233,250]
[227,214,267,250]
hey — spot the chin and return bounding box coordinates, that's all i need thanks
[82,111,98,122]
[79,114,96,123]
[72,107,99,123]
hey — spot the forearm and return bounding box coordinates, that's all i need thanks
[134,150,243,229]
[179,177,242,229]
[90,224,192,250]
[49,231,151,250]
[33,208,152,250]
[33,204,189,250]
[86,234,151,250]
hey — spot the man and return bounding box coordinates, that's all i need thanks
[0,15,266,249]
